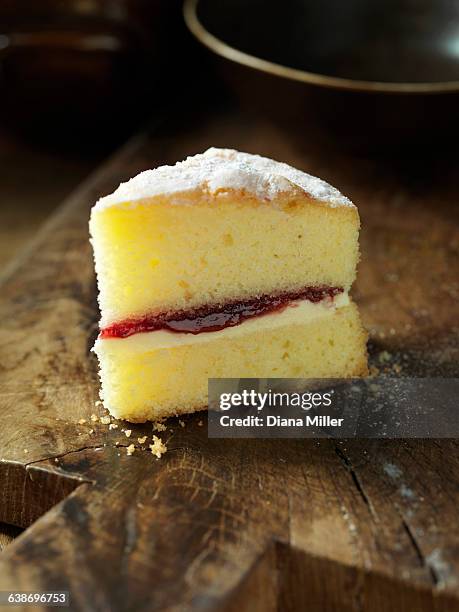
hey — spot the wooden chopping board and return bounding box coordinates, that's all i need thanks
[0,110,458,612]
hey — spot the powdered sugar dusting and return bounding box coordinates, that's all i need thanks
[95,148,353,209]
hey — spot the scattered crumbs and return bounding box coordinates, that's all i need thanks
[78,418,87,425]
[389,328,396,336]
[153,421,166,432]
[383,462,402,480]
[393,363,402,374]
[125,430,132,438]
[425,549,454,586]
[198,420,203,427]
[109,423,118,430]
[89,429,94,434]
[90,414,99,422]
[100,416,111,425]
[369,365,380,377]
[400,484,416,500]
[138,436,147,444]
[179,420,185,428]
[150,435,167,459]
[24,449,28,454]
[77,432,82,436]
[126,444,136,456]
[378,350,392,364]
[115,441,119,446]
[54,458,59,463]
[95,400,103,407]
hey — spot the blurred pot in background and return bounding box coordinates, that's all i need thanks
[185,0,459,154]
[0,0,194,148]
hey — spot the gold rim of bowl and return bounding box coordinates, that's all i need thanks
[183,0,459,95]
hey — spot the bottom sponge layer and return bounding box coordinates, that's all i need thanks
[93,298,368,422]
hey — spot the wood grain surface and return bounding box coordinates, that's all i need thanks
[0,109,458,611]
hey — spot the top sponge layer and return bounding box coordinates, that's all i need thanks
[90,149,360,327]
[95,148,354,210]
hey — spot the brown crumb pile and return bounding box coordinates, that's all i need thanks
[149,435,167,459]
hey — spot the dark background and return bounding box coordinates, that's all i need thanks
[0,0,211,271]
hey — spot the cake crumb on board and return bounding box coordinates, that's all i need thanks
[150,436,167,459]
[126,444,136,456]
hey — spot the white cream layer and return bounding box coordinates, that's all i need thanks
[94,293,349,355]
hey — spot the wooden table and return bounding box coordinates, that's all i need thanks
[0,109,458,611]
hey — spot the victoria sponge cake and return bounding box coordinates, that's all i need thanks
[90,148,368,421]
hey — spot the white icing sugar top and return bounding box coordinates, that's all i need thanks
[95,148,354,209]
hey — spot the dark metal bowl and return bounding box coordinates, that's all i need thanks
[184,0,459,152]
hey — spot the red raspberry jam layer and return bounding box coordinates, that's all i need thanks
[100,286,343,339]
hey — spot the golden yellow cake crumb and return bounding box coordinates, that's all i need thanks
[90,414,99,422]
[125,429,132,438]
[126,444,136,456]
[100,416,111,425]
[150,435,167,458]
[138,436,147,444]
[379,351,392,363]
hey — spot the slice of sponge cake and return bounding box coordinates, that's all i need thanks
[90,148,367,421]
